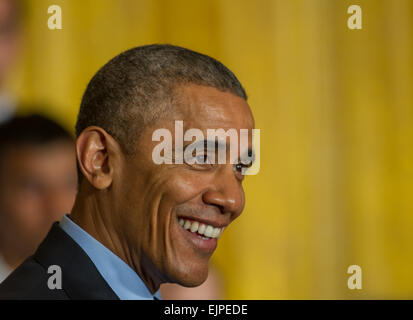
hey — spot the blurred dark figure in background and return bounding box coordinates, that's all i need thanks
[0,114,77,282]
[0,0,21,123]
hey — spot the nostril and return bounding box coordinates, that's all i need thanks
[216,203,225,214]
[201,190,227,213]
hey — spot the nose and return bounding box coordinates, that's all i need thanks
[202,166,245,218]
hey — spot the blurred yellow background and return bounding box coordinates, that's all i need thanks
[7,0,413,299]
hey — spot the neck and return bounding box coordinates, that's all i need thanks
[69,183,162,294]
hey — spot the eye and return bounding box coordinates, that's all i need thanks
[195,153,212,164]
[184,150,215,170]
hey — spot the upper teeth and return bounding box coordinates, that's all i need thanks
[178,218,222,239]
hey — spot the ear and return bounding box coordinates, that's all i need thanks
[76,126,121,190]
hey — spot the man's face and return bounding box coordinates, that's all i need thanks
[0,141,77,257]
[117,84,254,287]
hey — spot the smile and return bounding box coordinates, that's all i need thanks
[177,217,224,240]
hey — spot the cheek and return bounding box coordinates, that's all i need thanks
[164,171,208,204]
[149,171,208,255]
[149,172,204,241]
[161,174,212,243]
[1,188,43,222]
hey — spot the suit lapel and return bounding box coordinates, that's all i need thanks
[34,223,119,300]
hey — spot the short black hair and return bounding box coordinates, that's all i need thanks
[75,44,247,154]
[0,113,74,157]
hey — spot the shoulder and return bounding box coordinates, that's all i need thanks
[0,256,68,300]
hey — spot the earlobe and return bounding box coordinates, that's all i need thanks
[76,127,113,190]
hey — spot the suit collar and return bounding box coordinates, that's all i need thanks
[34,223,119,300]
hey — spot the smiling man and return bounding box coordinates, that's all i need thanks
[0,44,255,300]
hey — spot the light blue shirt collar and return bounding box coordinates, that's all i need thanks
[59,214,161,300]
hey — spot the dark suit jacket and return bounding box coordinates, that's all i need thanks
[0,223,119,300]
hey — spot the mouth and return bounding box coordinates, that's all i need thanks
[176,216,226,253]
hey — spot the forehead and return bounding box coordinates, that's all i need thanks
[173,84,254,131]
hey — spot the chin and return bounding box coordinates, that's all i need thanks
[178,273,208,288]
[169,261,209,287]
